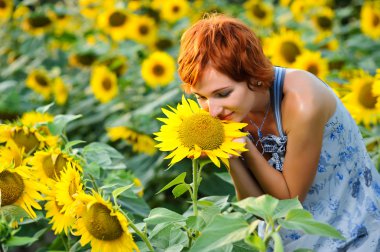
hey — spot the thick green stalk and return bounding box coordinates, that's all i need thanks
[192,159,199,216]
[125,215,154,251]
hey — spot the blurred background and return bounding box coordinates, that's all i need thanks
[0,0,379,250]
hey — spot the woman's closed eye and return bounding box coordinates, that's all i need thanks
[216,90,232,98]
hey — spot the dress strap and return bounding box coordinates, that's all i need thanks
[272,66,286,137]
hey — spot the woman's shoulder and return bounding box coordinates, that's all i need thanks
[281,69,337,131]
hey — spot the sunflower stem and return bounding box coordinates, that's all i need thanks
[192,159,199,216]
[125,215,154,251]
[0,243,4,252]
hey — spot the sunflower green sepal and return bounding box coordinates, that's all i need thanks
[154,96,248,168]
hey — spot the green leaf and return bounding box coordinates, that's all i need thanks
[64,140,86,151]
[172,183,191,198]
[112,184,134,202]
[186,215,207,231]
[36,103,54,113]
[149,223,188,250]
[233,195,279,222]
[278,209,345,239]
[198,205,220,225]
[5,236,38,247]
[272,197,303,220]
[48,114,82,135]
[271,232,284,252]
[144,208,186,225]
[156,172,187,194]
[244,232,266,252]
[189,215,249,252]
[0,205,29,221]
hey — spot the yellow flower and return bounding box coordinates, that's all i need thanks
[68,51,98,68]
[21,111,54,127]
[55,162,84,216]
[26,69,53,99]
[133,178,144,197]
[311,6,334,36]
[0,125,48,154]
[96,55,128,77]
[53,77,68,105]
[72,191,139,252]
[154,96,248,168]
[0,0,13,23]
[29,148,82,183]
[131,134,157,156]
[13,4,29,19]
[374,69,380,96]
[360,1,380,40]
[0,142,25,169]
[107,126,139,142]
[44,185,75,235]
[90,66,119,103]
[79,0,115,19]
[141,51,176,88]
[129,15,157,46]
[293,50,329,80]
[265,29,305,67]
[97,8,133,41]
[290,1,315,22]
[244,0,273,27]
[160,0,189,23]
[342,71,380,127]
[0,164,44,219]
[22,12,54,35]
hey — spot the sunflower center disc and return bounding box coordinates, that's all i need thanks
[35,74,49,87]
[0,171,25,205]
[13,131,39,153]
[179,113,224,150]
[109,11,127,27]
[359,82,377,109]
[84,203,123,241]
[28,16,52,28]
[317,16,332,30]
[280,41,301,64]
[139,25,149,35]
[253,4,266,19]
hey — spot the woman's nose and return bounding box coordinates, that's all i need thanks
[208,100,222,117]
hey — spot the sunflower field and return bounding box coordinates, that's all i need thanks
[0,0,379,251]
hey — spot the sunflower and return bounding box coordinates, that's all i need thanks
[29,148,82,183]
[244,0,273,27]
[133,178,144,197]
[342,71,380,127]
[96,55,128,77]
[21,111,54,128]
[0,142,25,168]
[22,12,54,35]
[79,0,115,19]
[131,134,157,156]
[90,65,119,103]
[107,126,139,142]
[154,96,248,168]
[26,69,53,99]
[0,125,47,154]
[0,0,13,23]
[360,1,380,40]
[0,164,44,219]
[13,4,29,19]
[265,29,305,67]
[293,50,329,80]
[141,51,176,88]
[311,6,334,37]
[44,185,75,235]
[72,191,139,252]
[129,15,157,46]
[97,8,133,41]
[53,77,68,105]
[68,51,98,68]
[160,0,189,23]
[374,69,380,96]
[55,162,84,216]
[49,9,74,35]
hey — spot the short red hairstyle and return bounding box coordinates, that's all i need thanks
[178,14,274,93]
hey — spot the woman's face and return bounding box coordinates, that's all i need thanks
[191,66,263,122]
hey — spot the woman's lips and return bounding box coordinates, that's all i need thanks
[221,112,234,120]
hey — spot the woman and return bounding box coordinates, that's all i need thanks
[177,14,380,251]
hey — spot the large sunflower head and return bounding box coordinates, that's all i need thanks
[293,50,329,80]
[160,0,189,23]
[68,51,98,68]
[97,8,133,41]
[243,0,273,27]
[26,69,53,99]
[265,29,305,67]
[130,15,157,46]
[141,51,176,88]
[0,142,25,169]
[360,1,380,40]
[29,148,82,183]
[72,191,139,252]
[0,165,44,219]
[374,68,380,96]
[90,65,119,103]
[21,111,54,127]
[342,71,380,127]
[155,96,248,168]
[0,0,13,23]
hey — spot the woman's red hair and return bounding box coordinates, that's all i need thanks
[178,14,273,93]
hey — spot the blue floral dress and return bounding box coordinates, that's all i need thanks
[264,67,380,251]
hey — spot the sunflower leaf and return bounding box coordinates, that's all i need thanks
[172,183,191,198]
[156,172,187,194]
[112,184,134,202]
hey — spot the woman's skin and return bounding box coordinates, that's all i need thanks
[191,64,337,202]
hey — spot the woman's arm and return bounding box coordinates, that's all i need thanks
[229,157,264,200]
